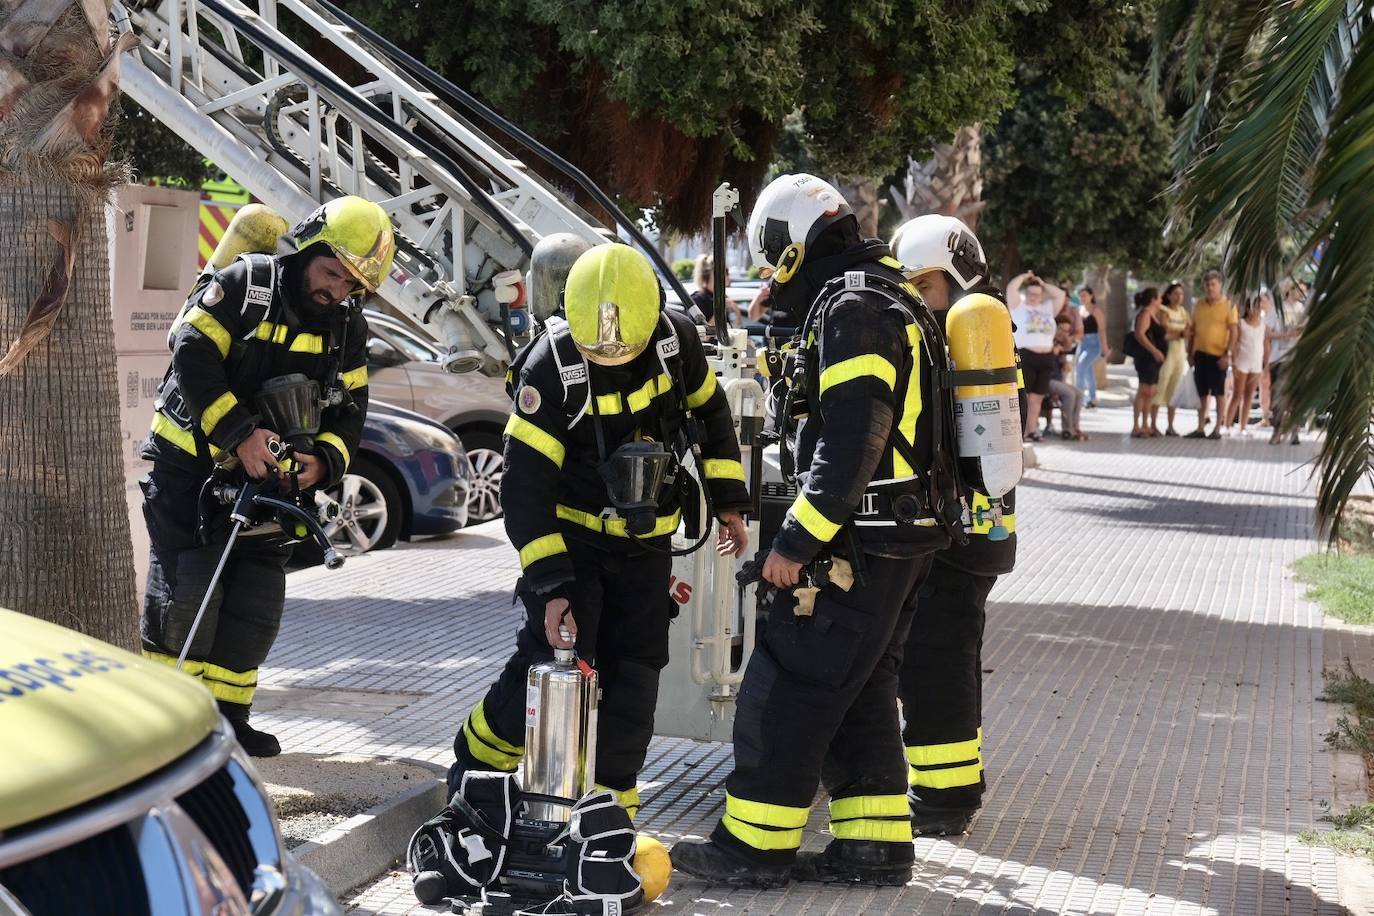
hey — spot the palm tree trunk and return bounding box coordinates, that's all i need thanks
[0,0,137,647]
[890,125,985,230]
[0,179,137,646]
[838,178,881,238]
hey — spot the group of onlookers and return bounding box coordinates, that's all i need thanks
[1125,270,1307,442]
[1007,268,1309,445]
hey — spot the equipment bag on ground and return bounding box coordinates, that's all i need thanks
[408,778,643,913]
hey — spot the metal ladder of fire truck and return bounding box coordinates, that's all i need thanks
[115,0,760,739]
[113,0,692,377]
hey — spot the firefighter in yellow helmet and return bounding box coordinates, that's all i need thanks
[141,196,393,756]
[446,243,751,817]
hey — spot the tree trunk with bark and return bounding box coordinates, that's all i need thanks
[889,124,985,231]
[0,0,138,647]
[1106,268,1130,364]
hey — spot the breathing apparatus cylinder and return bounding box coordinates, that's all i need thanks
[946,292,1022,541]
[524,634,599,823]
[207,204,291,270]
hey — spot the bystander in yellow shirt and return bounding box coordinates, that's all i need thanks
[1192,297,1238,357]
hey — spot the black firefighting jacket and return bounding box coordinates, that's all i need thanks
[143,254,368,489]
[772,247,954,564]
[503,307,750,594]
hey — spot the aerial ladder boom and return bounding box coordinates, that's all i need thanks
[114,0,691,376]
[115,0,762,741]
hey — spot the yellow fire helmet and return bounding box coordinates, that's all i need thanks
[291,196,396,292]
[565,244,662,366]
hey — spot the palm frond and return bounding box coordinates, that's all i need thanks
[1154,0,1280,172]
[1169,0,1353,295]
[1283,20,1374,538]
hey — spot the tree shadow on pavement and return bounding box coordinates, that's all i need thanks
[637,599,1349,914]
[1018,475,1312,539]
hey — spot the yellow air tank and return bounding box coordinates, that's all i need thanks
[207,203,290,269]
[945,292,1023,540]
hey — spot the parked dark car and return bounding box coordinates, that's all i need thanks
[299,400,472,562]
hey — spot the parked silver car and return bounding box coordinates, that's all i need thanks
[363,310,510,523]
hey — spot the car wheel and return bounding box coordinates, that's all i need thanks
[460,430,504,524]
[316,457,402,555]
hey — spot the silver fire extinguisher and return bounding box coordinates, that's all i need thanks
[524,627,599,822]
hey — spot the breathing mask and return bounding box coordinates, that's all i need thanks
[254,373,323,451]
[597,441,672,537]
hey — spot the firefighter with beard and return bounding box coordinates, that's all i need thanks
[446,244,751,818]
[140,196,392,756]
[673,174,962,888]
[891,214,1022,835]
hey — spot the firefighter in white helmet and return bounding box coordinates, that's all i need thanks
[891,214,1023,836]
[674,176,963,888]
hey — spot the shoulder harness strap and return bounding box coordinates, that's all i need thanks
[235,252,279,339]
[544,316,593,426]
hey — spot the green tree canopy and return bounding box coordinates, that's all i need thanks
[119,1,1142,233]
[979,14,1175,282]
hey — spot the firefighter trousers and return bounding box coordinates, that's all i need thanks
[899,560,996,810]
[711,553,934,865]
[140,465,291,708]
[452,536,673,814]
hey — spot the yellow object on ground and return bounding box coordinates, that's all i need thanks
[634,833,673,902]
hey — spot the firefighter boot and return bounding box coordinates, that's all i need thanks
[671,840,792,889]
[791,839,914,886]
[909,791,977,837]
[219,701,281,758]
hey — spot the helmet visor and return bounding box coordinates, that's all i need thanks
[332,229,395,292]
[577,301,648,365]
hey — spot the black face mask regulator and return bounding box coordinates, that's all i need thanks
[597,441,673,537]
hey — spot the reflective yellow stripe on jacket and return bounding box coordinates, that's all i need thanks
[519,533,568,569]
[893,323,924,477]
[703,459,745,481]
[594,373,673,415]
[186,306,231,359]
[686,372,717,409]
[150,412,198,456]
[342,366,369,390]
[505,415,565,468]
[315,432,351,470]
[199,391,238,437]
[556,505,681,539]
[818,355,896,396]
[788,492,841,543]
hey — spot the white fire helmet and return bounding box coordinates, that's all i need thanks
[891,214,988,291]
[746,173,853,285]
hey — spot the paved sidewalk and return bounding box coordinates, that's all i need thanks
[260,384,1365,915]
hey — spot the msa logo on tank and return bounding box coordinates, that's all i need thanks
[955,395,1021,454]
